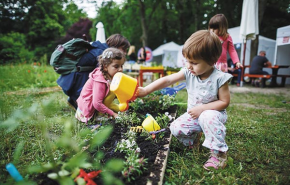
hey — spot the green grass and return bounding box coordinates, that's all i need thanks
[0,63,59,93]
[1,64,290,184]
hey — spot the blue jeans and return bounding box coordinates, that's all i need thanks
[228,68,241,84]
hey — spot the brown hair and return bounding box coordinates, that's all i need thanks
[106,34,130,53]
[208,14,228,39]
[182,30,222,65]
[98,48,126,80]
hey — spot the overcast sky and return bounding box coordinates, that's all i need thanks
[74,0,124,18]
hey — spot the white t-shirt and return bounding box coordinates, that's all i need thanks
[182,67,232,111]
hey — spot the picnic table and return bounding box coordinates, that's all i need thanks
[241,65,290,87]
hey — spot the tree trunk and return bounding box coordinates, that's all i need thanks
[138,0,147,47]
[250,0,267,64]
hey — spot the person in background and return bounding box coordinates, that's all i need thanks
[127,45,137,64]
[249,51,272,87]
[57,34,130,110]
[75,48,126,123]
[208,14,243,72]
[138,46,146,63]
[227,58,242,87]
[137,30,232,171]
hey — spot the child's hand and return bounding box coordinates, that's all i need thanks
[113,112,119,119]
[188,106,204,119]
[236,62,243,69]
[136,87,147,97]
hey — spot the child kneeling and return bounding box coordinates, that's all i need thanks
[76,48,126,123]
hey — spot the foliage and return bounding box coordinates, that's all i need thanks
[57,18,93,44]
[1,0,290,64]
[0,0,87,64]
[0,32,34,64]
[130,91,175,114]
[115,111,142,127]
[0,93,124,185]
[115,131,148,182]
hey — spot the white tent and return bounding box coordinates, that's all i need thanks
[273,25,290,84]
[228,26,276,74]
[152,41,183,67]
[152,41,181,56]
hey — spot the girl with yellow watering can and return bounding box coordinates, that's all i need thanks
[75,48,126,123]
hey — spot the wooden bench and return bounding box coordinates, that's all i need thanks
[243,73,272,87]
[275,74,290,87]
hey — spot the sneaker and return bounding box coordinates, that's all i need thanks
[67,97,77,111]
[236,83,240,87]
[203,150,227,170]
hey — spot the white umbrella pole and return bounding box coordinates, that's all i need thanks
[241,39,247,87]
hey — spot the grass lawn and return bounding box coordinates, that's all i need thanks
[165,87,290,185]
[0,64,290,184]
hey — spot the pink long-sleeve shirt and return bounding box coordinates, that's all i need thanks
[215,35,240,72]
[76,68,115,118]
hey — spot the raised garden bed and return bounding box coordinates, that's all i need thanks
[25,92,177,185]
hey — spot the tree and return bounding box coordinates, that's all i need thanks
[57,18,93,44]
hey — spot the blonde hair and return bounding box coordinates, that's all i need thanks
[182,30,222,65]
[208,14,229,39]
[127,45,135,55]
[98,48,126,80]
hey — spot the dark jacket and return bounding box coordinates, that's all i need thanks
[57,41,108,102]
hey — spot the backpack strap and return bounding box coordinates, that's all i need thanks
[76,66,96,72]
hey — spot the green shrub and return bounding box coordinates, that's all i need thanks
[0,32,34,64]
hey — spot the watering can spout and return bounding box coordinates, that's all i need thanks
[110,72,138,112]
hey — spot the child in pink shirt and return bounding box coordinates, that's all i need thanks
[75,48,126,123]
[209,14,243,86]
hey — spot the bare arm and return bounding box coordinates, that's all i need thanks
[137,70,185,97]
[188,82,231,118]
[265,61,272,67]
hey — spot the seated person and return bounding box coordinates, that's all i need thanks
[249,51,272,87]
[227,58,242,87]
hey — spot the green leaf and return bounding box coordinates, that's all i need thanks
[59,176,75,185]
[105,159,124,172]
[89,125,113,149]
[65,153,92,170]
[28,163,55,173]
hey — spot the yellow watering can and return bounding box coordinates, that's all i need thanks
[142,114,161,132]
[110,72,138,112]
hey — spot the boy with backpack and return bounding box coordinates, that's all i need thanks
[52,34,130,110]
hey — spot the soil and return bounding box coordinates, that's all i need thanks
[93,122,171,185]
[92,105,177,185]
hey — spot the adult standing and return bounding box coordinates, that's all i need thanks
[57,34,130,110]
[138,46,146,63]
[127,45,137,64]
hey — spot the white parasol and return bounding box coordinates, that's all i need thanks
[96,22,106,43]
[239,0,259,86]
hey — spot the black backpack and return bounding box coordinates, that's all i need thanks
[50,38,95,75]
